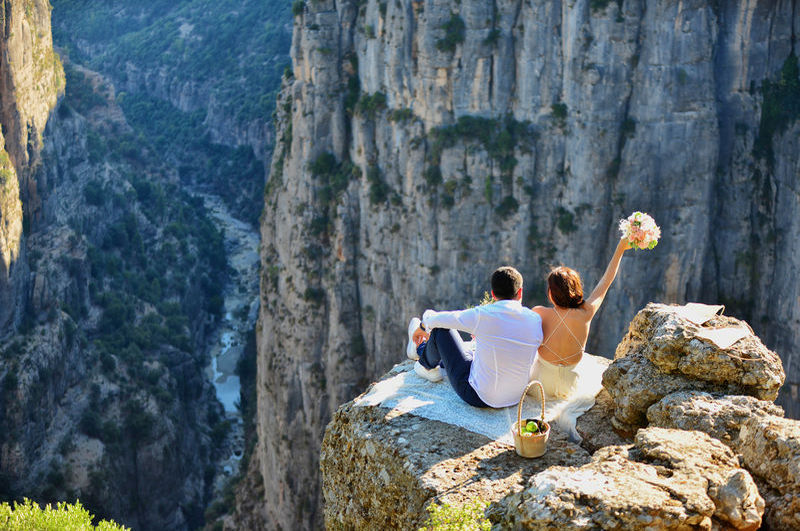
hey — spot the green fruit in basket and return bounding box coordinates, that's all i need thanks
[524,421,538,434]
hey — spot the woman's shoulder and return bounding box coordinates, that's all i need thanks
[531,305,549,316]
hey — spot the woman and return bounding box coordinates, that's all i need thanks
[531,237,630,399]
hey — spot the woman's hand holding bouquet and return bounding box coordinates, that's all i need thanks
[619,211,660,250]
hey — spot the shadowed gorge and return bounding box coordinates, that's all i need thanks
[0,0,290,529]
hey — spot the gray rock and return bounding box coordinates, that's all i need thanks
[616,304,784,399]
[647,391,800,528]
[647,391,783,444]
[503,427,764,530]
[738,414,800,526]
[604,304,785,432]
[575,388,631,453]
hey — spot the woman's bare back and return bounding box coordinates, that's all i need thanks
[532,305,592,366]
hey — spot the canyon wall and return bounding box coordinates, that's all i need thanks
[0,0,64,331]
[255,0,800,528]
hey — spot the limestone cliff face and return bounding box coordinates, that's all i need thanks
[256,0,800,527]
[0,0,64,332]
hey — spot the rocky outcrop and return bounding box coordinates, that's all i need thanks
[602,303,785,432]
[321,364,767,530]
[0,0,64,171]
[320,371,591,529]
[503,427,764,530]
[256,0,800,526]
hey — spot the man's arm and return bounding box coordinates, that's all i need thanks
[422,307,480,335]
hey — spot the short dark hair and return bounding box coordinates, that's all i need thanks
[491,266,523,300]
[547,266,584,308]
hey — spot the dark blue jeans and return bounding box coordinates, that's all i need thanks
[418,328,489,408]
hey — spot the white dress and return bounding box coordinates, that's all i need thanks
[528,308,607,442]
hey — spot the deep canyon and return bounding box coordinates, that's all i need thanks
[0,0,799,530]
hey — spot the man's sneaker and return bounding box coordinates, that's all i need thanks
[414,361,443,382]
[407,317,421,360]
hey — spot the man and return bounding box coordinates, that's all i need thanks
[407,266,543,408]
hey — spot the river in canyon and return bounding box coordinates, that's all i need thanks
[198,192,260,483]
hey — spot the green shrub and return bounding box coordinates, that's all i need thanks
[310,152,360,206]
[419,499,490,531]
[80,410,103,439]
[557,206,577,234]
[551,102,568,127]
[0,498,128,530]
[423,166,442,187]
[590,0,621,13]
[436,14,466,53]
[483,28,500,45]
[366,165,391,204]
[292,0,305,16]
[303,287,325,305]
[389,108,414,122]
[355,92,387,119]
[494,195,519,219]
[83,180,105,206]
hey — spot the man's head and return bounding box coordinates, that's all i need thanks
[491,266,523,300]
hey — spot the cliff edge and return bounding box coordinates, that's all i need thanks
[322,304,797,529]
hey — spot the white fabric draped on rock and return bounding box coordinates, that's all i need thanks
[356,354,610,444]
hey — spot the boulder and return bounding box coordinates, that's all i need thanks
[502,427,764,530]
[646,391,784,444]
[602,352,721,433]
[603,303,785,432]
[755,478,800,531]
[738,414,800,529]
[647,391,800,529]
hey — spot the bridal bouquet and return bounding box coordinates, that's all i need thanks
[619,211,660,250]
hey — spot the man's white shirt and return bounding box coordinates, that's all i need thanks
[422,299,543,408]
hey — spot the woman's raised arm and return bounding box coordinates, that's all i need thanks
[585,238,630,314]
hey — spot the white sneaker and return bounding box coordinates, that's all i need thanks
[407,317,421,360]
[414,361,443,382]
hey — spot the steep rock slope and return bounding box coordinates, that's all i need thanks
[0,0,64,331]
[255,0,800,527]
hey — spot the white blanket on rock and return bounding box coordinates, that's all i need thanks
[355,354,610,444]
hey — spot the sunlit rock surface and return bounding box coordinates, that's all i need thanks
[603,303,785,432]
[503,427,763,530]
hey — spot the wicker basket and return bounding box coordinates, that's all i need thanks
[512,380,550,458]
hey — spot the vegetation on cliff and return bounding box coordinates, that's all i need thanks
[52,0,292,226]
[52,0,290,125]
